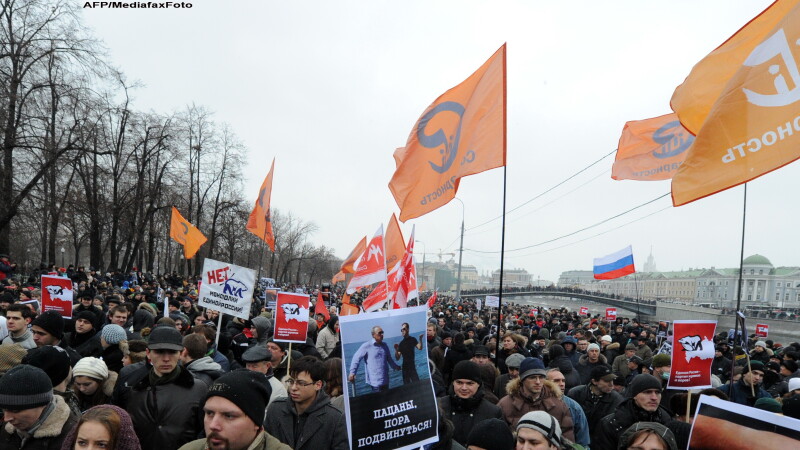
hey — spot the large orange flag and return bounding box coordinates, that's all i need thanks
[246,159,276,251]
[612,113,693,181]
[331,236,367,284]
[670,0,800,205]
[384,213,405,272]
[389,44,506,222]
[170,207,207,259]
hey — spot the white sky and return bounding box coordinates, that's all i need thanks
[80,0,798,282]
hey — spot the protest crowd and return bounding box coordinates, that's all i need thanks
[0,259,797,450]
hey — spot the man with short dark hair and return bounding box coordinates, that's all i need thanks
[181,333,224,386]
[265,356,348,450]
[2,303,35,349]
[193,324,231,372]
[30,310,80,365]
[438,360,502,446]
[567,365,624,434]
[394,322,423,383]
[718,359,771,406]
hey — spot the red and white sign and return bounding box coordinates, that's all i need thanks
[580,306,589,316]
[41,275,73,318]
[362,281,388,312]
[605,308,617,322]
[755,323,769,338]
[274,291,310,343]
[668,320,717,390]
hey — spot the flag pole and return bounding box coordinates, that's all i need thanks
[633,273,642,320]
[494,45,508,368]
[730,183,747,402]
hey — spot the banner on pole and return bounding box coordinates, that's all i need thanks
[755,323,769,338]
[274,292,310,343]
[197,258,256,320]
[476,299,482,311]
[485,295,499,308]
[605,308,617,322]
[668,320,717,390]
[340,305,438,450]
[41,275,73,318]
[579,306,589,316]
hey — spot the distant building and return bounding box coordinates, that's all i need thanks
[492,268,531,287]
[558,270,595,287]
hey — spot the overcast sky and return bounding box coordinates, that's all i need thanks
[80,0,797,283]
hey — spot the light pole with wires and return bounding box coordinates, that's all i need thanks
[453,198,465,302]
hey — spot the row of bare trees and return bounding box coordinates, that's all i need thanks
[0,0,339,284]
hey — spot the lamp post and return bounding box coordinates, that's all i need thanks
[60,247,65,268]
[415,240,426,291]
[453,198,465,302]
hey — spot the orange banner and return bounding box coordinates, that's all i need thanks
[671,1,800,205]
[389,44,506,222]
[385,213,405,272]
[612,113,693,181]
[170,207,207,259]
[339,303,359,316]
[246,158,276,251]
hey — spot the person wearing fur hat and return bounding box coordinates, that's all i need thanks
[0,364,79,449]
[438,361,503,446]
[592,374,672,450]
[717,359,771,406]
[60,405,141,450]
[179,370,290,450]
[497,357,575,442]
[72,357,118,412]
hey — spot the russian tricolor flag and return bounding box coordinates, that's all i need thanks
[593,246,635,280]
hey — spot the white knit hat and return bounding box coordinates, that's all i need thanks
[72,357,109,381]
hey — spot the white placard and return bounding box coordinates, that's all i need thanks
[197,258,256,320]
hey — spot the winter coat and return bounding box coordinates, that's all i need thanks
[591,398,672,450]
[114,365,207,450]
[101,343,125,373]
[438,390,503,446]
[179,431,291,450]
[717,378,771,406]
[2,329,36,349]
[497,377,575,443]
[443,343,472,383]
[186,356,224,386]
[711,355,732,383]
[567,383,624,427]
[575,354,609,385]
[264,390,349,450]
[0,396,79,450]
[635,344,653,366]
[611,354,632,378]
[316,325,339,359]
[603,342,620,364]
[547,345,581,393]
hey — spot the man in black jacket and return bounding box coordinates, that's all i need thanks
[438,360,503,446]
[568,366,624,436]
[711,344,732,383]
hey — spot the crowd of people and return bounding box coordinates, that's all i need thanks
[0,260,798,449]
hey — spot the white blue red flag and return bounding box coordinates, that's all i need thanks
[593,246,635,280]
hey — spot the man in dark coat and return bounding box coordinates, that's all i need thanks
[438,360,503,446]
[567,366,624,435]
[711,344,732,383]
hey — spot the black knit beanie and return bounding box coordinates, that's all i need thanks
[21,345,71,388]
[627,374,662,398]
[205,369,272,426]
[31,310,65,340]
[0,364,53,410]
[466,418,515,450]
[452,360,482,384]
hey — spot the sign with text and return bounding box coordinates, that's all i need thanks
[476,298,482,311]
[340,306,438,450]
[755,323,769,338]
[579,306,589,316]
[197,258,256,320]
[668,320,717,390]
[41,275,73,318]
[605,307,617,322]
[485,295,499,308]
[274,291,310,343]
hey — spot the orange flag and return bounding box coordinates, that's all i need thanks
[246,159,276,251]
[612,113,694,181]
[315,292,330,321]
[339,303,359,316]
[389,44,506,222]
[331,236,367,284]
[670,1,800,205]
[170,207,207,259]
[384,213,405,272]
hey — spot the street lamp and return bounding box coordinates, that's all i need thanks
[453,198,465,302]
[60,247,65,268]
[415,240,426,291]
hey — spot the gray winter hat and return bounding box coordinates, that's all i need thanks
[516,411,562,448]
[0,364,53,410]
[505,353,525,369]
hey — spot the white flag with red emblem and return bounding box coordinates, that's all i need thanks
[346,225,387,294]
[426,290,438,308]
[361,281,388,312]
[390,227,418,309]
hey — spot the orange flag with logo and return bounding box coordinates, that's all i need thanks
[384,213,405,272]
[331,236,367,284]
[170,207,207,259]
[612,113,694,181]
[389,44,506,222]
[246,158,276,251]
[670,0,800,205]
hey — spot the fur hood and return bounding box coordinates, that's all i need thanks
[103,371,119,397]
[4,396,71,438]
[605,342,620,351]
[578,353,608,365]
[505,376,562,399]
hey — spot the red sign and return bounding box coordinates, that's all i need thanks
[668,320,717,390]
[580,306,589,316]
[41,275,73,318]
[274,291,310,343]
[605,308,617,321]
[755,323,769,338]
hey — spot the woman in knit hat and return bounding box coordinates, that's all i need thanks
[73,357,118,412]
[100,324,127,373]
[60,405,141,450]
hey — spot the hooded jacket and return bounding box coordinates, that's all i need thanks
[603,342,620,363]
[76,371,119,412]
[185,356,224,386]
[547,345,581,392]
[316,317,339,359]
[438,388,503,446]
[251,316,272,343]
[497,377,575,443]
[264,390,348,450]
[592,397,672,450]
[0,396,79,450]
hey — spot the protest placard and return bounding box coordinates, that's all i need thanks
[197,258,256,320]
[755,323,769,338]
[485,295,499,308]
[41,275,73,318]
[274,292,310,343]
[668,320,716,390]
[579,306,589,315]
[340,306,438,450]
[605,307,617,322]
